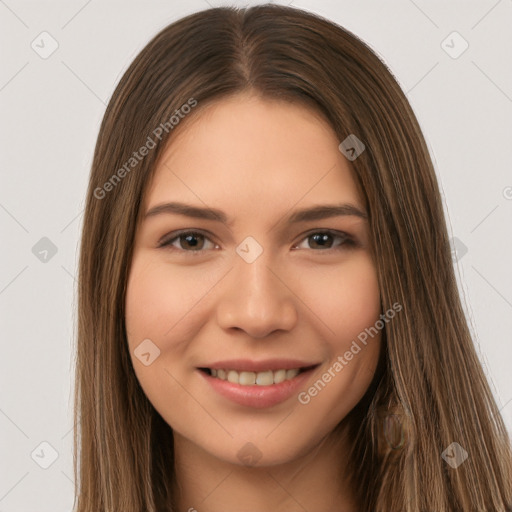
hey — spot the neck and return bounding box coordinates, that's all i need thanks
[171,426,359,512]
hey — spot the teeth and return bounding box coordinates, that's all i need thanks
[239,371,256,385]
[286,369,299,379]
[256,370,273,385]
[274,369,287,384]
[208,367,303,386]
[227,370,239,383]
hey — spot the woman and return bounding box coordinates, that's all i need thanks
[73,4,512,511]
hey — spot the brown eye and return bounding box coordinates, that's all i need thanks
[308,232,336,249]
[294,230,355,251]
[159,231,217,253]
[177,233,205,250]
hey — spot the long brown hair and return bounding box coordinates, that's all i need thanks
[73,4,512,511]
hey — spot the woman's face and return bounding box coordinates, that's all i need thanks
[125,92,382,466]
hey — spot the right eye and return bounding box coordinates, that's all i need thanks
[158,230,219,254]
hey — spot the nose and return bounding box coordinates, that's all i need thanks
[216,252,298,339]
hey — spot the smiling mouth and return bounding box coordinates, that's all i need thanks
[198,365,317,386]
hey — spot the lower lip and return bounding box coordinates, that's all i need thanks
[198,367,316,409]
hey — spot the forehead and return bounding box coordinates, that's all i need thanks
[145,93,364,216]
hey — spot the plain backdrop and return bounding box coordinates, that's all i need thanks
[1,1,511,510]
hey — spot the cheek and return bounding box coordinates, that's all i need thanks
[294,255,382,411]
[125,258,166,344]
[336,264,381,344]
[125,254,217,347]
[300,253,381,343]
[124,254,210,418]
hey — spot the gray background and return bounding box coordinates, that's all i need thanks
[1,0,511,510]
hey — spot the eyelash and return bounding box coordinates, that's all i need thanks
[157,229,357,255]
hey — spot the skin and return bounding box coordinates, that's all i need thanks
[125,91,382,512]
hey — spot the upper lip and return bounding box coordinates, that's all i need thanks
[198,359,320,372]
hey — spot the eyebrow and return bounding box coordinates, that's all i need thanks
[144,201,367,226]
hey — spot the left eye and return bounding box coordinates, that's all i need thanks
[293,230,355,251]
[158,230,354,254]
